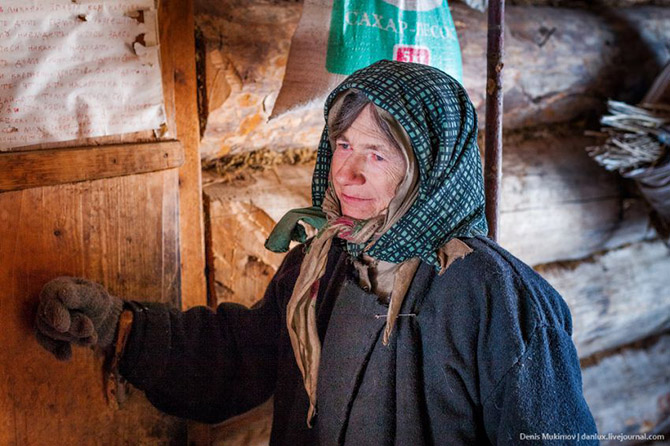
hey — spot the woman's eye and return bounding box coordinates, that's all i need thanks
[373,153,385,162]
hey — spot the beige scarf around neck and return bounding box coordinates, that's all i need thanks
[286,93,421,427]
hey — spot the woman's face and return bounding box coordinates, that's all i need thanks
[331,104,406,219]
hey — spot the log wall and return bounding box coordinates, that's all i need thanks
[196,0,670,444]
[582,334,670,443]
[197,2,670,161]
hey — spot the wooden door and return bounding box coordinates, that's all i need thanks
[0,0,205,444]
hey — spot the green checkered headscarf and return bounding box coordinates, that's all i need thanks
[312,59,488,267]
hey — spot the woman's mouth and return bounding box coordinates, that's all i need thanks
[340,193,372,203]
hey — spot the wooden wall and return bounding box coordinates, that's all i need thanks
[0,0,206,444]
[196,0,670,445]
[0,171,186,446]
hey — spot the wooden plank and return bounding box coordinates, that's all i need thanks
[0,141,184,193]
[162,0,207,310]
[499,131,619,212]
[538,239,670,359]
[0,170,183,446]
[582,334,670,445]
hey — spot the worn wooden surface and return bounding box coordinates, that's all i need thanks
[582,333,670,444]
[204,164,313,307]
[538,239,670,359]
[0,141,184,193]
[206,198,281,306]
[196,3,670,160]
[165,0,208,310]
[196,0,308,161]
[498,127,656,266]
[0,170,184,446]
[460,5,670,128]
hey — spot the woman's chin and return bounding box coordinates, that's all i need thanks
[341,206,376,220]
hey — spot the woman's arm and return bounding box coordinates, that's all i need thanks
[116,243,309,424]
[460,237,599,445]
[118,285,282,424]
[35,246,303,424]
[481,324,598,445]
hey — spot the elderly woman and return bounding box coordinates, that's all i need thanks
[35,60,598,445]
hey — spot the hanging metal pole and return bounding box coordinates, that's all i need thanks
[484,0,505,242]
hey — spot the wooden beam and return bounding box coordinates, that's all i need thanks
[0,141,184,193]
[582,333,670,445]
[538,239,670,359]
[161,0,207,310]
[484,0,505,241]
[498,129,655,266]
[500,197,653,266]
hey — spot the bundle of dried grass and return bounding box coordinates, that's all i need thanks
[586,60,670,244]
[585,100,670,173]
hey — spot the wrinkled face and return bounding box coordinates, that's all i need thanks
[331,104,406,220]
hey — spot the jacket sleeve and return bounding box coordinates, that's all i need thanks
[118,270,287,423]
[481,323,599,445]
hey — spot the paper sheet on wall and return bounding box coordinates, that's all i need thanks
[0,0,166,150]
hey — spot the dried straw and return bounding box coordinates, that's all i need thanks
[585,100,670,172]
[203,147,317,183]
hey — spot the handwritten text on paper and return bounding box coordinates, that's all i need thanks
[0,0,165,150]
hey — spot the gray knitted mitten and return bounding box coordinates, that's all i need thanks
[35,276,124,361]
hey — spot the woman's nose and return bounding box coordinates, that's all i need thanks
[335,154,366,185]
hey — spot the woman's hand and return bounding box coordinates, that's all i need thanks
[34,276,124,361]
